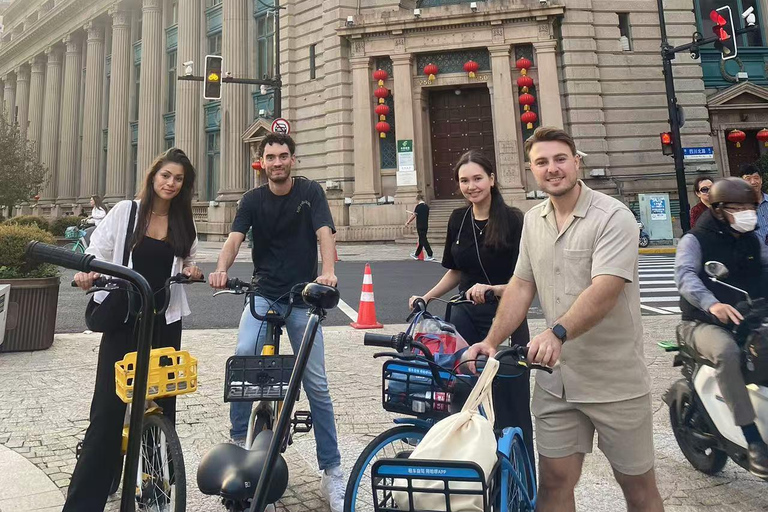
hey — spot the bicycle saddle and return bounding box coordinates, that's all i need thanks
[301,283,339,310]
[197,430,288,503]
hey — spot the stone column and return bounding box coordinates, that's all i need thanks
[176,0,201,194]
[27,57,46,157]
[351,57,377,203]
[3,74,15,123]
[79,22,106,203]
[39,48,63,202]
[106,6,132,202]
[57,34,83,204]
[391,54,419,204]
[14,66,30,138]
[136,0,164,188]
[488,45,525,198]
[533,40,564,129]
[218,0,249,201]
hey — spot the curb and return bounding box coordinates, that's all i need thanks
[0,444,64,511]
[639,247,676,255]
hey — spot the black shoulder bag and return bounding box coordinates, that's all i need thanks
[84,201,138,333]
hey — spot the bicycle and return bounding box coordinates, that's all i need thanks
[63,220,90,253]
[345,297,550,512]
[196,279,340,512]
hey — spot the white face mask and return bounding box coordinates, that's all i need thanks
[729,210,758,233]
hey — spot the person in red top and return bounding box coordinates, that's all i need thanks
[690,176,713,227]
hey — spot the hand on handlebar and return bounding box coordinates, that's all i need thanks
[464,340,498,374]
[709,302,743,325]
[209,270,229,289]
[408,295,427,310]
[182,264,203,280]
[465,284,495,304]
[527,329,562,367]
[73,271,101,291]
[315,272,337,287]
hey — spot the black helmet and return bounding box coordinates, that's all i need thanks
[708,177,758,206]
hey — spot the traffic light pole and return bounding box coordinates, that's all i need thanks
[657,0,760,232]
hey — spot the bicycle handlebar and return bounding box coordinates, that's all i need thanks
[28,241,95,272]
[218,278,306,323]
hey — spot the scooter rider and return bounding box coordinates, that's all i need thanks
[675,177,768,477]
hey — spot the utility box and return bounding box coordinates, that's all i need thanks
[638,193,674,241]
[0,284,9,348]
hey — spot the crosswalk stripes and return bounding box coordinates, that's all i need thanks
[637,254,679,315]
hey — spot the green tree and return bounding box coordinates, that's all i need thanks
[0,114,47,214]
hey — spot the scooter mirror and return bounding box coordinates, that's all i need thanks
[705,261,729,280]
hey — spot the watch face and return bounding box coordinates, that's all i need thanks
[553,324,566,341]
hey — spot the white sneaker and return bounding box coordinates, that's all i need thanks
[424,255,435,261]
[320,466,345,512]
[409,253,418,260]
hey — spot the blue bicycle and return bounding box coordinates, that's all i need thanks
[344,298,550,512]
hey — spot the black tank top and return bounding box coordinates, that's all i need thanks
[132,237,175,312]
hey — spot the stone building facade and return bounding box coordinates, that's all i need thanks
[1,0,764,240]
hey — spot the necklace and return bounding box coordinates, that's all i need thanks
[152,210,169,217]
[473,220,486,236]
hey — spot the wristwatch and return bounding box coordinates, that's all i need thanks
[551,323,567,343]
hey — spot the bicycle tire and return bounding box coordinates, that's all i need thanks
[136,414,186,512]
[63,241,85,254]
[504,433,536,512]
[248,407,273,449]
[343,425,427,512]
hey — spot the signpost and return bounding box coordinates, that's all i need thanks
[396,139,417,187]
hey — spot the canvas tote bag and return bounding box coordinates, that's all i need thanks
[394,357,499,512]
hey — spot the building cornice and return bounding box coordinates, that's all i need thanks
[0,0,115,77]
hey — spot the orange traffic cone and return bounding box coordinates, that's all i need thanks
[350,263,383,329]
[415,244,424,261]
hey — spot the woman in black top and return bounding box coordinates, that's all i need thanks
[409,150,533,464]
[66,148,202,512]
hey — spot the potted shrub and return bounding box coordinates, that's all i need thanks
[3,214,50,231]
[0,224,60,352]
[49,216,83,236]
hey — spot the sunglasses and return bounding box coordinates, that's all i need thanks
[698,186,711,193]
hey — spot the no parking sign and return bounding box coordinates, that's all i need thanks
[271,118,291,135]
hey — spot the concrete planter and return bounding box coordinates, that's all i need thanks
[0,277,59,352]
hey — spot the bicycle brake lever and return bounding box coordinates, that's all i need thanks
[528,363,554,374]
[372,351,402,359]
[213,290,241,297]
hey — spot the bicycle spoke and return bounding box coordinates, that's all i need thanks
[137,423,176,512]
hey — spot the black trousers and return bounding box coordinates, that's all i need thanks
[63,318,182,512]
[450,301,535,470]
[415,229,433,257]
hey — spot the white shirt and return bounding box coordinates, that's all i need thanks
[86,199,198,324]
[91,207,107,226]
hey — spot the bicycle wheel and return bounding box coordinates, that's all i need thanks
[136,414,186,512]
[247,406,273,449]
[344,425,427,512]
[504,434,535,512]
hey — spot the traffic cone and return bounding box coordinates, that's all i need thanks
[350,263,383,329]
[415,244,424,261]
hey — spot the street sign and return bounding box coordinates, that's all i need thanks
[683,147,714,160]
[271,118,290,135]
[397,139,417,187]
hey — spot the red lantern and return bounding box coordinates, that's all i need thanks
[424,63,438,83]
[374,86,389,104]
[376,121,391,139]
[463,60,479,78]
[251,161,262,171]
[728,129,747,148]
[33,194,40,202]
[515,57,532,75]
[758,128,768,147]
[521,111,538,130]
[519,93,535,112]
[373,69,388,86]
[375,104,390,121]
[517,75,534,93]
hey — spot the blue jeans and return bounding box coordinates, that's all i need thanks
[230,296,341,470]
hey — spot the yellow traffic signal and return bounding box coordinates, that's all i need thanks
[204,55,223,100]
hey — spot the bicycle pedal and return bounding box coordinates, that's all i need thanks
[291,410,313,433]
[75,441,83,459]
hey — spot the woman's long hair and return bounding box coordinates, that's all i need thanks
[453,150,514,251]
[132,148,197,259]
[91,195,108,212]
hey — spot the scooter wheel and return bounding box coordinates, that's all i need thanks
[639,235,650,248]
[669,391,728,475]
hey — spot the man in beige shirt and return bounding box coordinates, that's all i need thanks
[467,127,663,511]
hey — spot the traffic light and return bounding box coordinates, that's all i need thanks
[710,7,737,61]
[660,132,674,156]
[204,55,223,100]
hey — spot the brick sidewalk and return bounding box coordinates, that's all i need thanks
[1,318,766,511]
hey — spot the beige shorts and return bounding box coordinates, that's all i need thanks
[531,384,655,476]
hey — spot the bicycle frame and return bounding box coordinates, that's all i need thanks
[26,242,155,512]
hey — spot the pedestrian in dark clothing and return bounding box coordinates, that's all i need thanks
[406,194,434,261]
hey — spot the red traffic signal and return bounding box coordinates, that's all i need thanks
[660,132,674,156]
[710,7,737,61]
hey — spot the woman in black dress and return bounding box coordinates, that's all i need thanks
[409,150,533,463]
[66,148,202,512]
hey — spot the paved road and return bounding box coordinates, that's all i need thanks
[55,261,547,333]
[637,255,681,316]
